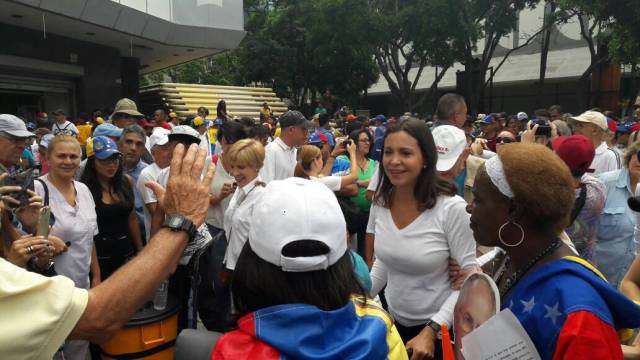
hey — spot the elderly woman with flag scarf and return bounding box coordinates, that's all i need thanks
[466,143,640,360]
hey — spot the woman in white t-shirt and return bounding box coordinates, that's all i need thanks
[293,141,358,191]
[367,118,476,360]
[34,135,98,360]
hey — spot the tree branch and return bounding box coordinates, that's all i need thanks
[412,65,450,110]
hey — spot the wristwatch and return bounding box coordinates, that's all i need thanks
[162,214,197,240]
[425,319,442,339]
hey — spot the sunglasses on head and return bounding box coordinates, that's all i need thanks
[496,137,515,144]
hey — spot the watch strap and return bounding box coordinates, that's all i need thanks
[162,214,197,239]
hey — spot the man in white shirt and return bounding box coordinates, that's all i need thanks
[137,128,172,243]
[51,109,79,137]
[260,110,312,182]
[570,110,621,175]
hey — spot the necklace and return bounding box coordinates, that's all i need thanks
[498,239,561,297]
[357,158,368,172]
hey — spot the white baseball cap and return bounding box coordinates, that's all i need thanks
[570,111,607,131]
[168,125,201,145]
[517,112,528,121]
[0,114,35,138]
[432,125,466,172]
[249,178,348,272]
[149,127,170,148]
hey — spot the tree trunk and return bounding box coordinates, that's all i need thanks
[538,3,555,108]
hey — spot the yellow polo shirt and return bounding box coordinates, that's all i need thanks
[0,258,88,360]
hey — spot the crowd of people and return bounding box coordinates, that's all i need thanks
[3,93,640,360]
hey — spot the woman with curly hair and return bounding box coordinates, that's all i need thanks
[468,142,640,359]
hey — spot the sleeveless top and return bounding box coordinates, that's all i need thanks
[94,195,133,259]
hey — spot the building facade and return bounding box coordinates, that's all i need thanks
[364,3,632,116]
[0,0,245,119]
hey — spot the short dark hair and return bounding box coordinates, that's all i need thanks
[236,117,255,128]
[319,113,331,127]
[534,108,551,119]
[436,93,466,122]
[198,106,209,116]
[278,110,308,129]
[120,125,146,144]
[374,118,457,211]
[249,124,269,139]
[217,120,249,144]
[549,105,563,113]
[232,240,365,315]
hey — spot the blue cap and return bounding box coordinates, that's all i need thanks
[374,114,386,123]
[94,123,123,138]
[481,115,496,124]
[212,118,224,126]
[308,131,328,144]
[617,121,634,134]
[88,136,121,160]
[26,122,37,131]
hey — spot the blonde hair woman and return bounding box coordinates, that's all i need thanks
[34,135,99,360]
[223,139,266,271]
[294,141,358,192]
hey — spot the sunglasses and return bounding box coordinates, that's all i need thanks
[496,137,515,144]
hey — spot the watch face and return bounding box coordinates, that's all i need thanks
[169,216,182,227]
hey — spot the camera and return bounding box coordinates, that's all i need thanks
[532,117,551,137]
[1,169,35,209]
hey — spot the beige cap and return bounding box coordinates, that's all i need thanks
[111,98,144,118]
[634,96,640,107]
[570,111,607,131]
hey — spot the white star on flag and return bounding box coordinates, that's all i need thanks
[521,296,535,313]
[544,303,562,325]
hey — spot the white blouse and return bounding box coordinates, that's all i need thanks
[367,195,476,327]
[223,177,265,270]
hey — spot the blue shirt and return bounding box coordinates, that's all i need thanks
[127,160,149,233]
[595,168,637,287]
[331,157,351,176]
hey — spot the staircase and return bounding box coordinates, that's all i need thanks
[139,83,288,119]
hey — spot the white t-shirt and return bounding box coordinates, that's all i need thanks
[259,137,297,182]
[367,195,476,327]
[367,163,381,192]
[310,175,341,191]
[206,158,235,228]
[199,132,212,157]
[35,176,98,289]
[52,121,79,137]
[591,141,621,175]
[223,177,265,270]
[0,258,88,360]
[136,163,164,242]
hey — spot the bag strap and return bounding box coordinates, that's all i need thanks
[34,178,49,206]
[569,183,587,226]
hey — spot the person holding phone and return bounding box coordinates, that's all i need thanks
[34,134,100,360]
[0,172,67,270]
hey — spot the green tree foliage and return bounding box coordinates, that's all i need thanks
[367,0,461,112]
[235,0,379,110]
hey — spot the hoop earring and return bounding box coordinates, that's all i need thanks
[498,221,524,247]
